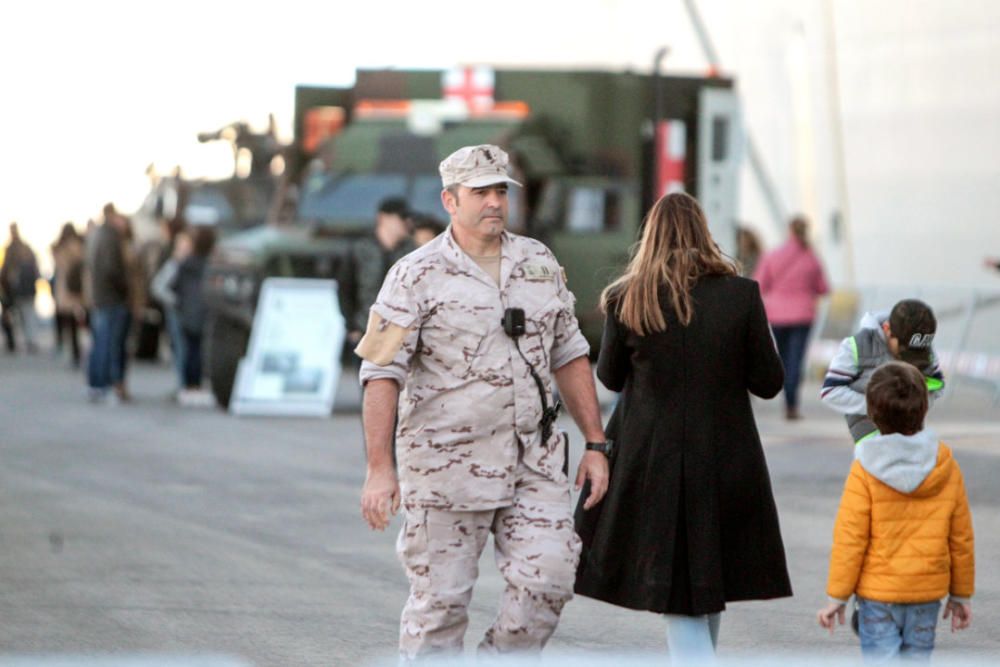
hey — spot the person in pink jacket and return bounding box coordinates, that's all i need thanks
[753,216,829,419]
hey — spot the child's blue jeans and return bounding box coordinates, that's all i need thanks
[857,597,940,662]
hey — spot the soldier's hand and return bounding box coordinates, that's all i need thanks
[575,451,609,510]
[361,465,401,531]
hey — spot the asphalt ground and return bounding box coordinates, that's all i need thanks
[1,352,998,665]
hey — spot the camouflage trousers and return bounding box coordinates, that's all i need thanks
[396,463,581,660]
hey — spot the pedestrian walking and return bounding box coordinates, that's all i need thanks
[0,222,41,353]
[735,225,762,278]
[0,297,12,353]
[821,299,945,443]
[51,222,86,367]
[573,192,792,663]
[151,229,192,394]
[120,216,145,382]
[817,361,974,662]
[86,204,131,403]
[349,196,415,343]
[355,144,609,660]
[753,215,829,419]
[171,225,215,394]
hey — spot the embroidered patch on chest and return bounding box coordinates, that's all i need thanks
[522,263,555,280]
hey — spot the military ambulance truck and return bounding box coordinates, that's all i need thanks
[203,67,743,408]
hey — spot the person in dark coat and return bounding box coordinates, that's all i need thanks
[573,192,792,661]
[86,206,131,401]
[348,196,414,343]
[170,225,216,390]
[0,222,41,353]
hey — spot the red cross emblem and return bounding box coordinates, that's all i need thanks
[443,66,495,114]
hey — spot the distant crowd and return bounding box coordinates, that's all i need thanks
[0,206,217,404]
[0,199,447,404]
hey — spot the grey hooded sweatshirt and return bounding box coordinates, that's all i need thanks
[855,429,939,494]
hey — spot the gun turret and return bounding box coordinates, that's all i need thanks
[197,119,281,179]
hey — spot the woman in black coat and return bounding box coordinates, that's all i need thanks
[574,192,791,659]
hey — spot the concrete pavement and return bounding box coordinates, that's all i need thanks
[1,354,998,665]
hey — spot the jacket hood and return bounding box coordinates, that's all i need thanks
[855,429,949,495]
[859,311,889,341]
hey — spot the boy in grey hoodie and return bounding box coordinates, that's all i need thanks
[821,299,945,443]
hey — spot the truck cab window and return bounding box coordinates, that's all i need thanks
[299,174,407,227]
[566,187,621,233]
[567,188,605,233]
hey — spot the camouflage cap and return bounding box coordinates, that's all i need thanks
[439,144,522,188]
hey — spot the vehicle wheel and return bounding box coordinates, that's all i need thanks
[207,316,250,409]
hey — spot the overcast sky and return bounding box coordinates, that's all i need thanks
[3,0,999,290]
[0,0,712,246]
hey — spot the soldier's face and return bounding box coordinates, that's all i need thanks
[444,183,508,239]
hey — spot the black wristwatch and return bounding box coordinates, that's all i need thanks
[585,440,613,456]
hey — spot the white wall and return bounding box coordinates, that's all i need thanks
[696,0,1000,289]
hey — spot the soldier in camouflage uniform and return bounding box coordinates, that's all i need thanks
[356,145,610,660]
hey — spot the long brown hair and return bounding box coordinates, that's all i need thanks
[600,192,737,334]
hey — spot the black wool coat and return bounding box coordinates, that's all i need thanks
[574,275,793,615]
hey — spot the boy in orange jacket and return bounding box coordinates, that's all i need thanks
[817,361,974,661]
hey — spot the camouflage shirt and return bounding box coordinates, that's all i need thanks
[357,228,590,511]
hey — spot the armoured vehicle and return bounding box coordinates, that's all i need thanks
[203,66,743,408]
[133,120,283,242]
[129,122,282,360]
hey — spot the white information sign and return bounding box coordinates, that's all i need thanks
[230,278,346,417]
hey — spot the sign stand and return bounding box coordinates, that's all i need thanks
[230,278,345,417]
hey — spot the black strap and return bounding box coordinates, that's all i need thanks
[513,338,561,444]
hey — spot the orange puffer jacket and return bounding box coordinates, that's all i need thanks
[826,433,974,603]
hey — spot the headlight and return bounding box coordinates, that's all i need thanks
[239,276,256,299]
[218,273,257,301]
[223,275,240,298]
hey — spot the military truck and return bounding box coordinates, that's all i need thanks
[203,66,743,408]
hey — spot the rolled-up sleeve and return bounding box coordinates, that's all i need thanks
[357,262,420,387]
[358,330,418,386]
[549,266,591,371]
